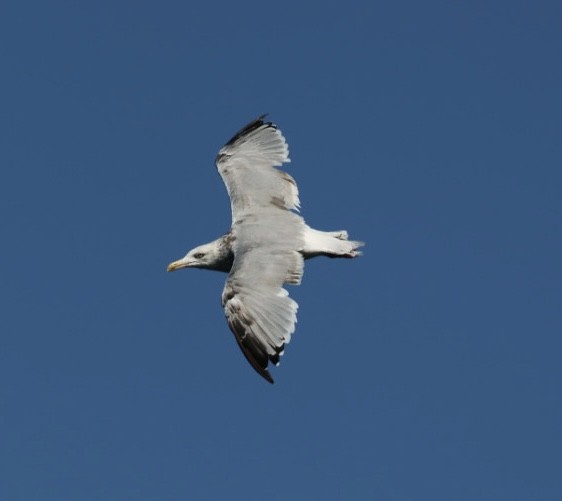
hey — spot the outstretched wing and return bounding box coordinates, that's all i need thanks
[222,230,304,383]
[217,116,306,383]
[216,115,300,224]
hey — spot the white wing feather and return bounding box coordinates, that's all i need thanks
[216,116,300,224]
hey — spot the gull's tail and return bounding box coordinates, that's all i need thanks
[302,227,364,259]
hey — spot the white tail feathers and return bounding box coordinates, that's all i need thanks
[302,227,364,259]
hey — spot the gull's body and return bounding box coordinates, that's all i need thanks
[168,116,363,383]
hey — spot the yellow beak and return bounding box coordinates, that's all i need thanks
[167,260,184,272]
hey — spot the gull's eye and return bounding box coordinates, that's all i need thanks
[193,252,205,259]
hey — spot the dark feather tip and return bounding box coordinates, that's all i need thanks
[223,114,274,147]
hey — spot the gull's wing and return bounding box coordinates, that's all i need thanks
[217,116,305,383]
[216,115,300,224]
[222,215,305,383]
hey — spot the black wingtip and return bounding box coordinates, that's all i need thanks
[223,114,274,147]
[228,322,276,384]
[262,370,275,385]
[238,340,275,384]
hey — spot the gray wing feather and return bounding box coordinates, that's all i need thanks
[216,117,300,224]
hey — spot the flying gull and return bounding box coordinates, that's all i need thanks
[168,116,363,383]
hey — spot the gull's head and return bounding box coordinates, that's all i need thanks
[167,239,234,272]
[167,243,216,272]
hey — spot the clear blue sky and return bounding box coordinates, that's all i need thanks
[1,1,561,499]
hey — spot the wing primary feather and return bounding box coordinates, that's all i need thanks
[223,114,270,148]
[228,315,275,384]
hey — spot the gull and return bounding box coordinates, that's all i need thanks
[168,116,363,383]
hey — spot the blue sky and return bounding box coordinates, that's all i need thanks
[1,1,561,499]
